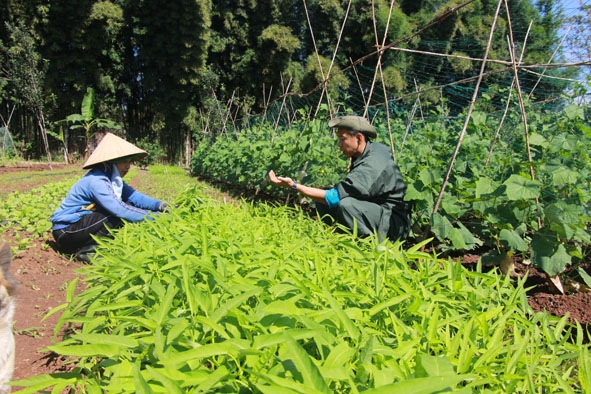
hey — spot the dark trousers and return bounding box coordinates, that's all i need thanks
[52,212,123,253]
[316,198,410,242]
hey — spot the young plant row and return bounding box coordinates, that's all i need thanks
[13,187,590,393]
[0,178,77,249]
[191,105,591,280]
[0,166,192,251]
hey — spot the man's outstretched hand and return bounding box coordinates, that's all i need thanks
[268,170,293,188]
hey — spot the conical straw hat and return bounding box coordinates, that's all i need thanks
[83,132,147,169]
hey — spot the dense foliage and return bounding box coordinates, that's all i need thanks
[191,101,591,282]
[0,0,581,161]
[9,185,591,393]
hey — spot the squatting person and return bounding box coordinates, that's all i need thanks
[268,115,411,242]
[50,132,168,262]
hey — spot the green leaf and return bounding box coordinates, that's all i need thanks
[475,177,496,197]
[160,340,248,368]
[503,174,541,201]
[253,329,323,349]
[152,284,177,326]
[531,236,571,277]
[419,168,439,187]
[145,366,184,394]
[448,227,466,249]
[81,87,95,122]
[404,183,424,200]
[470,111,487,127]
[564,104,584,120]
[456,221,482,249]
[430,213,453,241]
[361,375,471,394]
[322,289,360,341]
[577,267,591,288]
[322,341,355,369]
[499,229,528,252]
[528,133,548,147]
[578,347,591,393]
[47,343,120,358]
[283,333,331,394]
[415,354,456,377]
[72,333,139,348]
[551,167,579,186]
[132,363,154,394]
[8,373,77,394]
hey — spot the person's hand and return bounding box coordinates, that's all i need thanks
[268,170,294,189]
[158,202,170,212]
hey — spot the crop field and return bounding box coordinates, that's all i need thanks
[1,160,590,393]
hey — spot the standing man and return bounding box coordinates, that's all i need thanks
[268,115,411,242]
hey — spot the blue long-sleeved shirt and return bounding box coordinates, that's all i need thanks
[51,166,162,230]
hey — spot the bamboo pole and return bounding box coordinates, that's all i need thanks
[274,76,293,131]
[432,0,503,217]
[273,0,476,111]
[350,57,368,108]
[527,25,571,100]
[367,0,397,160]
[364,0,389,116]
[401,98,419,149]
[225,90,237,131]
[322,0,352,118]
[401,79,425,149]
[503,0,543,234]
[302,0,332,117]
[503,2,535,181]
[486,21,533,166]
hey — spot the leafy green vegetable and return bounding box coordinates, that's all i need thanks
[13,187,588,392]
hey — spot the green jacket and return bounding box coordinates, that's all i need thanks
[335,141,411,240]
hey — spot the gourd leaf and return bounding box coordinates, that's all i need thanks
[528,133,548,148]
[503,174,541,201]
[551,167,579,186]
[564,104,584,120]
[419,168,439,187]
[431,213,453,241]
[499,229,528,252]
[531,235,571,277]
[577,267,591,289]
[475,176,496,197]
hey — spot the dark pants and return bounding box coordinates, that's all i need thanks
[316,198,410,242]
[52,212,123,253]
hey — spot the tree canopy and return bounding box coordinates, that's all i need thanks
[0,0,585,162]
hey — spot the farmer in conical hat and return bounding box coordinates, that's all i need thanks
[268,115,411,242]
[51,132,168,262]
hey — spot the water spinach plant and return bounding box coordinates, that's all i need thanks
[0,176,78,249]
[13,187,590,393]
[0,165,190,251]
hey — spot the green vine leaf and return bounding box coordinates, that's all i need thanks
[531,235,571,277]
[499,229,528,252]
[503,174,541,201]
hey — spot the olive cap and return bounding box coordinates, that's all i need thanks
[328,115,377,138]
[83,132,147,169]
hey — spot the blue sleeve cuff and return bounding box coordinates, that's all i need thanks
[325,187,340,209]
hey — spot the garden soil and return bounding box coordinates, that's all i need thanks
[1,163,590,390]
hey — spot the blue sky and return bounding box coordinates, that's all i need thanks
[556,0,589,79]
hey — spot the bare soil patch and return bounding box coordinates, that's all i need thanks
[1,163,590,391]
